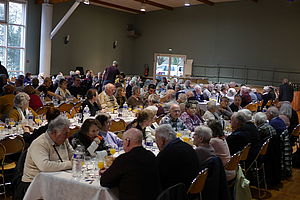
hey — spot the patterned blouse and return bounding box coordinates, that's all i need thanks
[179,112,202,131]
[160,114,188,132]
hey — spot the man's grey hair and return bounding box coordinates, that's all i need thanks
[194,125,212,144]
[238,109,252,122]
[105,83,115,91]
[48,116,70,134]
[14,92,30,108]
[267,106,279,118]
[253,112,268,126]
[112,61,118,66]
[207,101,217,111]
[155,124,176,142]
[279,102,292,119]
[232,111,248,125]
[132,86,140,95]
[194,84,201,90]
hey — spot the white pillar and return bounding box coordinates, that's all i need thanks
[39,3,53,77]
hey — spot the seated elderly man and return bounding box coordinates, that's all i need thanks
[229,94,242,112]
[217,97,233,120]
[226,112,251,155]
[100,128,161,200]
[180,102,202,131]
[193,84,205,102]
[266,106,286,135]
[18,116,73,199]
[254,112,277,143]
[202,101,220,122]
[155,124,199,190]
[160,104,188,132]
[193,125,215,164]
[99,83,118,110]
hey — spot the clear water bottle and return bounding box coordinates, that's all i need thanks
[72,145,84,179]
[123,102,128,116]
[28,111,34,126]
[83,105,90,122]
[145,137,154,150]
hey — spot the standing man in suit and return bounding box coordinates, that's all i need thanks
[279,78,294,102]
[103,61,120,85]
[100,128,161,200]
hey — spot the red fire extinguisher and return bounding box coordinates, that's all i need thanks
[144,64,149,76]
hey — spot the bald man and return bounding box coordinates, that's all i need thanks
[159,104,188,131]
[98,83,118,110]
[100,128,161,200]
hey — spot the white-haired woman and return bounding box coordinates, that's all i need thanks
[9,92,37,122]
[202,101,220,122]
[253,112,276,142]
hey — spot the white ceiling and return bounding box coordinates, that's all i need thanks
[89,0,241,14]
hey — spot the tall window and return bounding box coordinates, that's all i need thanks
[0,0,26,78]
[154,53,186,80]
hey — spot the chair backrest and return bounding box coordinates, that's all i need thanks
[244,103,258,112]
[266,100,273,107]
[156,183,187,200]
[0,136,24,155]
[0,143,6,163]
[259,138,270,156]
[187,168,209,194]
[156,115,164,124]
[69,108,78,118]
[240,143,251,161]
[58,103,74,113]
[224,151,242,171]
[291,124,300,137]
[36,106,51,115]
[68,126,80,137]
[74,102,82,112]
[109,119,127,132]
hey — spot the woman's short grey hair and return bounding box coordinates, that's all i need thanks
[155,124,176,142]
[207,101,217,111]
[48,115,70,134]
[148,94,159,104]
[238,109,252,121]
[194,125,212,144]
[267,106,279,118]
[232,111,248,125]
[132,86,140,95]
[14,92,30,108]
[253,112,268,126]
[279,102,292,119]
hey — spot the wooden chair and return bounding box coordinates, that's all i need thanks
[265,100,273,107]
[187,168,209,199]
[225,151,242,171]
[0,136,25,195]
[257,101,263,111]
[109,119,127,132]
[244,102,258,112]
[291,124,300,137]
[58,103,74,113]
[156,115,164,124]
[69,108,78,119]
[156,183,187,200]
[0,144,6,197]
[246,138,271,199]
[74,102,82,113]
[36,106,51,115]
[239,143,251,171]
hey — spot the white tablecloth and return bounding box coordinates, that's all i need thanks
[24,171,118,200]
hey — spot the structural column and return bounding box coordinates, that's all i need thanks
[39,3,53,77]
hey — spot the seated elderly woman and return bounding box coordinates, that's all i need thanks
[202,101,220,122]
[115,87,127,108]
[208,120,236,181]
[23,85,43,111]
[180,102,202,131]
[278,101,299,134]
[193,125,215,164]
[127,86,143,108]
[9,92,37,122]
[226,88,236,104]
[253,112,277,143]
[70,119,106,156]
[126,109,155,140]
[147,94,165,116]
[55,79,72,100]
[217,97,233,120]
[95,113,123,149]
[81,88,101,116]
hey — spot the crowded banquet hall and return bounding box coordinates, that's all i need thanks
[0,0,300,199]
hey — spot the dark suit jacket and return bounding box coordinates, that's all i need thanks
[156,138,200,190]
[279,83,294,102]
[226,129,250,155]
[101,146,161,200]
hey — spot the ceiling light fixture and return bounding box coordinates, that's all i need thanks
[140,2,146,12]
[184,0,191,6]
